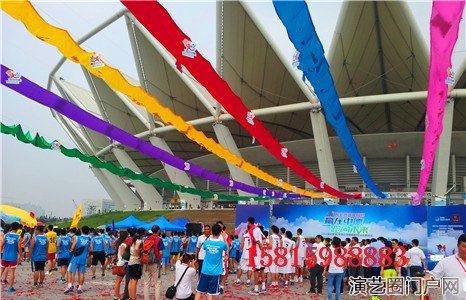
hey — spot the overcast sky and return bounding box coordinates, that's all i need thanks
[1,1,464,217]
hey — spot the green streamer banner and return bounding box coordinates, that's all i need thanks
[1,122,269,202]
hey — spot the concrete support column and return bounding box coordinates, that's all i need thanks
[309,109,339,189]
[451,155,456,191]
[212,123,255,196]
[362,156,367,189]
[432,98,454,197]
[406,155,411,190]
[90,167,125,210]
[149,136,201,209]
[112,147,163,210]
[100,168,141,211]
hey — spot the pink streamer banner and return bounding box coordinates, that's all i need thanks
[413,0,465,205]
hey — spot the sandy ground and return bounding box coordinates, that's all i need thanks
[0,262,442,299]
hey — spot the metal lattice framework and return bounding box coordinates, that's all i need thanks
[46,1,466,204]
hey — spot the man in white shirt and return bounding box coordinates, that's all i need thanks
[246,217,264,295]
[406,238,427,294]
[235,232,252,285]
[295,228,307,283]
[348,237,362,278]
[268,226,281,287]
[216,221,231,294]
[308,235,326,295]
[361,239,372,278]
[426,234,466,300]
[195,225,211,274]
[392,239,408,277]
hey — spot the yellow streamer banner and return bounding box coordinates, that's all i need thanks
[70,203,83,229]
[1,1,324,198]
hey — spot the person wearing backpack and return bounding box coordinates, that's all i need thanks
[142,225,164,300]
[64,226,91,295]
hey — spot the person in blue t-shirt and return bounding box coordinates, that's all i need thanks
[56,228,72,283]
[90,228,106,279]
[0,222,21,292]
[187,234,198,255]
[196,224,228,299]
[29,225,48,287]
[229,235,240,271]
[65,226,91,295]
[171,233,181,263]
[161,233,171,275]
[102,228,113,269]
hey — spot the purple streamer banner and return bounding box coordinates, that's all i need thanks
[1,64,300,199]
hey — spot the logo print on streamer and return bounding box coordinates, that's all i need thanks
[281,148,288,158]
[292,186,297,193]
[283,193,287,198]
[182,39,197,58]
[278,179,283,187]
[352,165,358,173]
[51,140,61,150]
[229,180,234,187]
[184,162,190,171]
[213,194,218,200]
[271,191,275,197]
[246,111,255,126]
[90,52,104,68]
[262,190,267,196]
[420,159,425,170]
[319,181,325,189]
[5,69,21,85]
[292,51,300,68]
[445,67,455,86]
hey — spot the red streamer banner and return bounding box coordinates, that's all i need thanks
[122,0,360,199]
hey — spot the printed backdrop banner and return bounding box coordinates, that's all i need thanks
[236,204,465,269]
[427,205,465,269]
[271,205,428,247]
[235,205,270,236]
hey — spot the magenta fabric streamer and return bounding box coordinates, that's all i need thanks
[1,64,300,199]
[413,1,465,205]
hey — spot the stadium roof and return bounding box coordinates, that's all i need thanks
[54,1,465,179]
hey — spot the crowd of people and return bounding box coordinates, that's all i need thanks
[0,217,465,299]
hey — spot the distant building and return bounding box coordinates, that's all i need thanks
[82,199,116,216]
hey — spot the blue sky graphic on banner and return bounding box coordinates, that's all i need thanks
[272,205,427,247]
[427,205,465,268]
[235,205,270,236]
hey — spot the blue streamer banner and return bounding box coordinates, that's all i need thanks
[273,0,385,198]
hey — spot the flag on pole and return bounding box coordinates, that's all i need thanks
[70,204,83,229]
